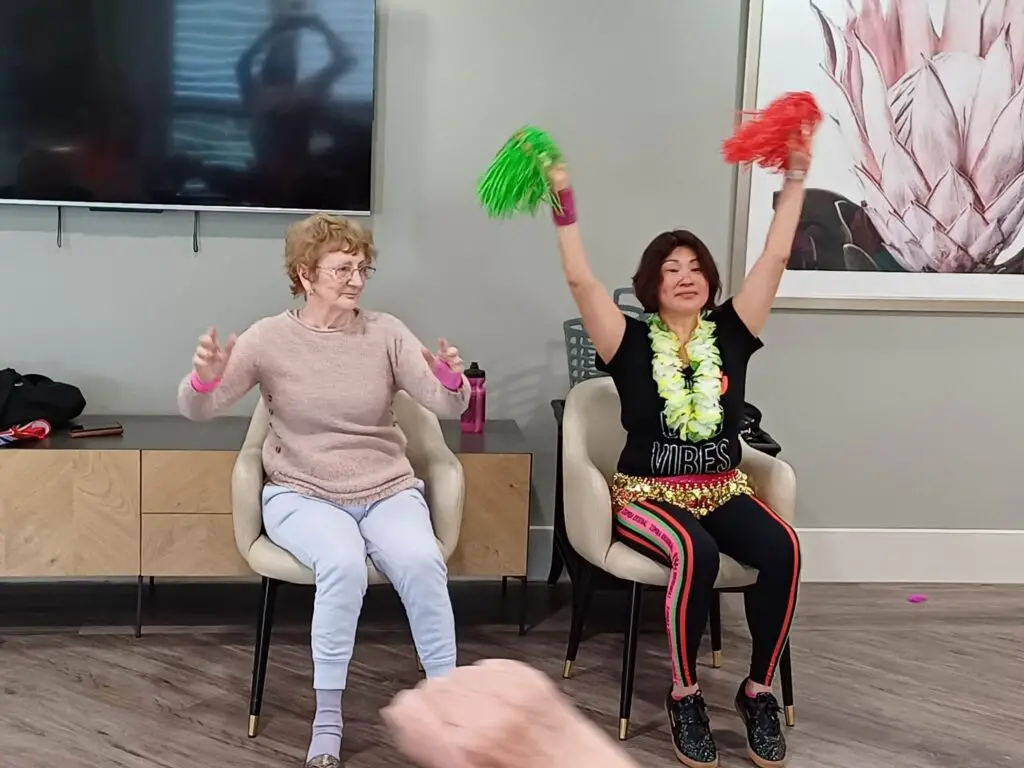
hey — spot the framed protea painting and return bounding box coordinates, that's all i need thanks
[731,0,1024,311]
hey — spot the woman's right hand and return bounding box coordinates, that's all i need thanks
[547,162,570,192]
[545,157,623,363]
[193,328,236,383]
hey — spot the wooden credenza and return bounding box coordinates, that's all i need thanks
[0,416,532,581]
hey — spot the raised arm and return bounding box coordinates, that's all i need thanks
[177,325,260,421]
[548,165,626,364]
[303,16,355,97]
[732,134,814,336]
[390,318,470,419]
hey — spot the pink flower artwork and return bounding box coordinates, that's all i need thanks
[797,0,1024,274]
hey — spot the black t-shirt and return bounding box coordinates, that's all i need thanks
[596,299,763,477]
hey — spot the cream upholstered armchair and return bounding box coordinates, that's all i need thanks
[559,377,797,740]
[233,392,465,738]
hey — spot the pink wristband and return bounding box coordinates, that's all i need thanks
[190,371,222,394]
[433,359,464,391]
[552,187,577,227]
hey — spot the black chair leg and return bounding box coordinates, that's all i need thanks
[547,403,566,586]
[546,543,565,585]
[778,639,795,727]
[709,591,723,668]
[248,577,280,738]
[618,581,643,741]
[561,561,593,679]
[134,575,144,638]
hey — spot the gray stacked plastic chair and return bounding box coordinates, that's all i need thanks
[563,288,648,388]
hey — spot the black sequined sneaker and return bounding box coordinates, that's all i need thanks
[734,680,787,767]
[665,690,718,767]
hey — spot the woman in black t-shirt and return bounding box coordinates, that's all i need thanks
[547,134,812,768]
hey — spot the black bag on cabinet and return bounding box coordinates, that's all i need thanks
[0,368,86,431]
[739,401,782,456]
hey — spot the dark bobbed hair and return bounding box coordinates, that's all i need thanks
[631,229,721,313]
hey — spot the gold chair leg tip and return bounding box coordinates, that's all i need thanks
[247,714,259,738]
[562,660,573,679]
[711,650,722,668]
[784,705,795,727]
[618,717,629,741]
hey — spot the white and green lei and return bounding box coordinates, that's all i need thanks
[647,313,724,442]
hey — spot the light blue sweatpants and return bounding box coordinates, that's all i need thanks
[261,483,457,690]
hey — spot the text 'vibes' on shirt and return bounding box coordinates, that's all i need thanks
[596,299,763,478]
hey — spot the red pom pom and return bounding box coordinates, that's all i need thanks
[722,91,822,172]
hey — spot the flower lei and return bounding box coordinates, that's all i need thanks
[648,313,724,441]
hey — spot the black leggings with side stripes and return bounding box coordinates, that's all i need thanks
[614,493,801,688]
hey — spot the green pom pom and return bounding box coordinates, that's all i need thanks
[477,126,564,219]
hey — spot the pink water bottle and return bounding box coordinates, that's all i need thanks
[460,362,486,434]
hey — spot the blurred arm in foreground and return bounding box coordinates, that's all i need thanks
[381,659,639,768]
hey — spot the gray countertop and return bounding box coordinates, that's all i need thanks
[9,415,530,455]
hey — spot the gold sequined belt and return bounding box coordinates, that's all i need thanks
[611,469,752,519]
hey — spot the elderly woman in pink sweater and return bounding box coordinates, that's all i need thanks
[178,212,469,768]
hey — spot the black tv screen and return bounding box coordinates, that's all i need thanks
[0,0,375,214]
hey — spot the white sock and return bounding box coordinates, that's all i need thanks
[307,688,343,761]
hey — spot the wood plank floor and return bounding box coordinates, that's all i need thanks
[0,583,1022,767]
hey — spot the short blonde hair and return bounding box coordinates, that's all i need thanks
[284,212,376,297]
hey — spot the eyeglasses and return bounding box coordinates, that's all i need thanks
[316,264,376,283]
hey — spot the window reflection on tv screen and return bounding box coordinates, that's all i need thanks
[0,0,375,213]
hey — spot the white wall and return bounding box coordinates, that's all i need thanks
[0,0,745,579]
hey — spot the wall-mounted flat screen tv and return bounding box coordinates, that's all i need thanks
[0,0,375,214]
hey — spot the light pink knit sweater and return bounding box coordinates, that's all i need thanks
[178,310,469,505]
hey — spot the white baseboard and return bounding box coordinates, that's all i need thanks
[797,528,1024,584]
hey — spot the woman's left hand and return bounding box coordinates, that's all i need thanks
[422,338,464,374]
[787,127,814,173]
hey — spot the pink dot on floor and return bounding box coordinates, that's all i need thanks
[907,594,928,603]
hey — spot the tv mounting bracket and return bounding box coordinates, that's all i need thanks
[55,206,202,254]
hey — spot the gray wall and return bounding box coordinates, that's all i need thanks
[751,311,1024,531]
[2,1,1013,583]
